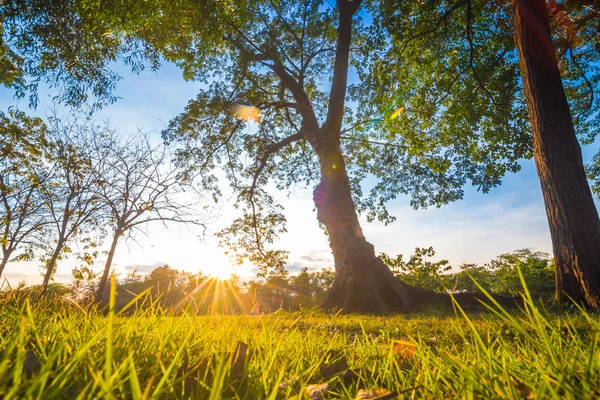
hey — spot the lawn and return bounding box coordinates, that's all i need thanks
[1,287,598,399]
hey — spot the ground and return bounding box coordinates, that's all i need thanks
[1,294,598,399]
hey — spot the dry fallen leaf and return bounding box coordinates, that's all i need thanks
[306,383,329,400]
[231,341,250,380]
[355,388,396,399]
[23,350,40,377]
[320,355,348,379]
[512,376,535,399]
[393,338,416,359]
[279,375,301,393]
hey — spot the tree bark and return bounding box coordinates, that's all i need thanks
[512,0,600,308]
[315,148,436,312]
[40,244,62,295]
[312,0,438,313]
[0,257,8,282]
[95,232,120,304]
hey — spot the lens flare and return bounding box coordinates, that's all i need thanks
[390,106,405,120]
[233,104,262,122]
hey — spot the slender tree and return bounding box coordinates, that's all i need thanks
[92,129,209,303]
[38,115,105,295]
[0,110,51,280]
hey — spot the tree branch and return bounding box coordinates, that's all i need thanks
[248,132,304,201]
[465,0,497,107]
[397,0,468,56]
[569,47,594,115]
[258,101,299,110]
[323,0,362,135]
[340,135,406,151]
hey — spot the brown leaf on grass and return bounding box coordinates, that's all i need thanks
[320,356,349,379]
[393,338,416,359]
[341,369,360,386]
[278,376,301,393]
[306,383,329,400]
[23,350,40,377]
[231,341,250,380]
[355,388,396,400]
[512,377,535,399]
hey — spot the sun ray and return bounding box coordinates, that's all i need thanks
[224,280,249,314]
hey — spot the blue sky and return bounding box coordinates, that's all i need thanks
[1,60,598,285]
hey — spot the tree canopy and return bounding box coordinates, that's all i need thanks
[4,0,539,274]
[3,0,600,310]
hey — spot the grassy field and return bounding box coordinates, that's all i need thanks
[1,284,599,399]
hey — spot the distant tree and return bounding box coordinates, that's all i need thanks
[91,128,209,303]
[487,249,554,298]
[381,247,452,293]
[38,115,105,295]
[381,247,554,299]
[0,110,51,280]
[124,269,142,284]
[309,268,335,304]
[288,266,336,308]
[70,264,97,301]
[290,267,312,307]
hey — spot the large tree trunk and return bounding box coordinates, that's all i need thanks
[315,149,435,313]
[94,232,120,304]
[513,0,600,308]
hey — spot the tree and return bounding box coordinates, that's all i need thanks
[512,0,600,308]
[1,0,543,312]
[91,128,209,303]
[381,247,452,292]
[376,0,600,309]
[488,249,554,298]
[157,0,536,312]
[0,110,51,280]
[37,115,105,295]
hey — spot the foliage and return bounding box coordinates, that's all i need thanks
[585,151,600,198]
[35,114,107,292]
[0,110,50,275]
[39,246,552,314]
[382,247,555,299]
[0,281,599,398]
[380,247,452,292]
[371,0,600,156]
[375,0,600,204]
[0,0,563,278]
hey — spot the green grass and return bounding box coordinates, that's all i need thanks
[1,283,599,399]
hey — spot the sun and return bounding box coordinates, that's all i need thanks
[206,262,235,280]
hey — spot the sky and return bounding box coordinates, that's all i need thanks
[1,61,599,286]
